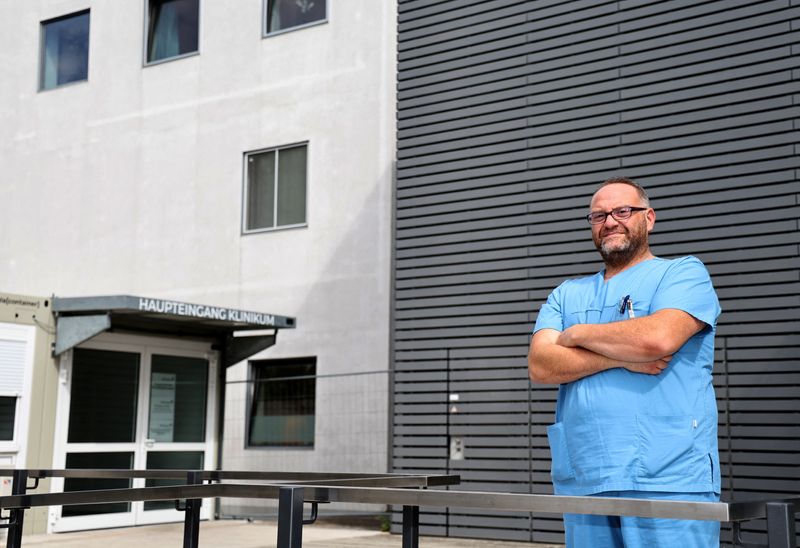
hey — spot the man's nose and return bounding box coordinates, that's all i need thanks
[602,213,620,227]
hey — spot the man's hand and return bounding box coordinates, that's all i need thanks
[623,355,672,375]
[555,327,579,348]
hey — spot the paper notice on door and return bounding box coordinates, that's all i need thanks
[149,372,176,442]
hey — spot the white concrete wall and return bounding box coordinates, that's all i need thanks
[0,0,395,514]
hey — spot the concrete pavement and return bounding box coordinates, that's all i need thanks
[17,519,562,547]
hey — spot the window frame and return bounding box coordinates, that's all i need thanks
[241,141,309,235]
[261,0,328,38]
[245,357,316,450]
[0,323,36,457]
[142,0,201,67]
[38,9,91,92]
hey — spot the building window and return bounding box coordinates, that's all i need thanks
[0,323,33,448]
[146,0,199,64]
[0,397,17,441]
[248,358,315,448]
[39,10,90,91]
[244,144,307,232]
[265,0,326,35]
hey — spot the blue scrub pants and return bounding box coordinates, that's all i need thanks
[563,491,720,548]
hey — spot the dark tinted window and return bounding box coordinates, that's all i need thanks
[266,0,326,34]
[68,348,140,443]
[248,359,315,447]
[40,10,90,90]
[0,397,16,441]
[147,0,199,63]
[63,452,133,516]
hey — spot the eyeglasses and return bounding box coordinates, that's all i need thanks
[586,206,647,225]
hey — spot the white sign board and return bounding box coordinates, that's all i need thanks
[149,372,176,442]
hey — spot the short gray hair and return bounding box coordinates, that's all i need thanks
[596,176,650,207]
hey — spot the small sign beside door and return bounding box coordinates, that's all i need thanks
[149,372,176,442]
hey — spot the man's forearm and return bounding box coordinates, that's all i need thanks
[558,319,664,361]
[556,309,704,362]
[529,328,671,384]
[528,338,619,385]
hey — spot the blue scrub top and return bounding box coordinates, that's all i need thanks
[534,256,721,496]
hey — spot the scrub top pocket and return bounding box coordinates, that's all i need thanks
[546,422,575,482]
[567,305,626,328]
[636,414,697,480]
[564,307,603,327]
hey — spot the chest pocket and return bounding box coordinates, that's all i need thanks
[565,304,626,328]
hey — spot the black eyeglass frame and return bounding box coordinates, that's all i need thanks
[586,206,648,225]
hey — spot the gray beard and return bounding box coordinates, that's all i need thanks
[600,243,638,269]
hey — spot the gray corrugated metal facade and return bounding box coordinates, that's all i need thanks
[393,0,799,545]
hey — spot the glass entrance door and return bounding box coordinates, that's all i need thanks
[137,352,212,525]
[57,347,139,531]
[51,337,216,532]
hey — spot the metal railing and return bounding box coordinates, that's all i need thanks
[0,469,795,548]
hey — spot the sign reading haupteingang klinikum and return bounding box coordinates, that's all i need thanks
[138,297,277,327]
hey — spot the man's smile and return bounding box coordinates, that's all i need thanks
[601,230,627,240]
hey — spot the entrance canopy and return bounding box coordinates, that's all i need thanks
[52,295,295,367]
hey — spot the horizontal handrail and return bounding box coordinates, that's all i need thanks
[0,469,457,487]
[0,470,796,548]
[0,481,796,523]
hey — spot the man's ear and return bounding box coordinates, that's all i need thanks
[646,208,656,232]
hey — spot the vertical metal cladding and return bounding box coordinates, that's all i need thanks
[394,0,800,544]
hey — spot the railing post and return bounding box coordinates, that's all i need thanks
[182,471,203,548]
[766,502,796,548]
[277,487,304,548]
[402,505,419,548]
[6,469,28,548]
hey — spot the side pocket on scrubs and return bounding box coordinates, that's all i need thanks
[636,415,696,480]
[546,422,575,482]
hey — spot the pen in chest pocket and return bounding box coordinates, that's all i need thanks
[619,295,635,319]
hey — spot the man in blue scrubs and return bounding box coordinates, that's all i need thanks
[528,178,721,547]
